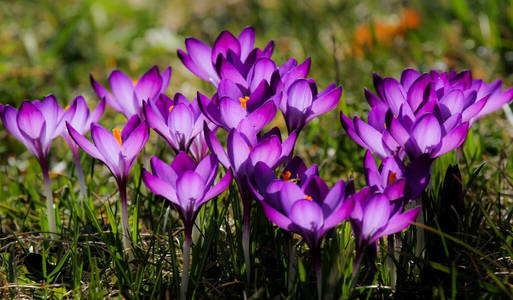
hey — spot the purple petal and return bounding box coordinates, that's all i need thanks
[260,199,292,230]
[67,122,102,160]
[204,123,230,168]
[375,207,421,242]
[279,181,306,214]
[170,151,197,175]
[90,98,106,125]
[17,101,45,139]
[176,171,206,208]
[160,66,172,95]
[150,155,178,186]
[433,122,469,157]
[227,129,251,173]
[135,66,162,102]
[202,169,233,204]
[219,59,247,87]
[249,136,282,168]
[142,170,179,205]
[247,58,276,91]
[238,27,255,61]
[289,199,324,230]
[364,151,380,188]
[287,79,313,112]
[321,180,345,214]
[212,31,241,62]
[412,114,441,153]
[181,38,220,84]
[195,154,217,185]
[109,70,137,117]
[218,79,243,99]
[400,68,421,91]
[90,74,121,113]
[121,122,149,164]
[90,123,122,173]
[237,100,276,136]
[477,87,513,119]
[354,117,387,158]
[407,74,431,112]
[383,78,406,117]
[219,97,246,128]
[40,95,65,138]
[306,85,342,123]
[321,194,354,235]
[361,194,391,239]
[168,103,194,142]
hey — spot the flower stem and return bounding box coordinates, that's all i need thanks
[118,181,132,255]
[72,151,88,203]
[41,160,57,239]
[242,205,251,285]
[313,247,322,300]
[180,232,192,300]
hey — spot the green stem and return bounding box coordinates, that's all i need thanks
[41,161,57,239]
[180,233,192,300]
[72,151,88,203]
[118,181,131,255]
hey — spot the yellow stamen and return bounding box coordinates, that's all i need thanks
[388,172,397,185]
[239,96,250,109]
[65,105,70,110]
[304,195,313,201]
[132,79,138,86]
[169,105,174,112]
[281,171,292,181]
[248,146,252,151]
[113,128,122,146]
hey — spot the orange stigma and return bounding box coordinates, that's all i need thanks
[239,96,250,109]
[281,171,292,181]
[388,172,397,185]
[169,105,174,112]
[132,79,138,86]
[304,195,313,201]
[113,128,122,146]
[65,105,70,110]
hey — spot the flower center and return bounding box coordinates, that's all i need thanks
[132,79,138,86]
[65,105,70,110]
[281,171,292,181]
[113,128,122,146]
[239,96,250,109]
[304,195,313,201]
[388,172,397,185]
[169,105,174,112]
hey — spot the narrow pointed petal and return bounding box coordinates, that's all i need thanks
[238,27,255,61]
[321,180,345,214]
[170,151,197,175]
[150,155,178,186]
[90,98,106,124]
[400,68,421,91]
[383,78,406,116]
[203,169,233,202]
[306,85,342,123]
[121,122,149,163]
[433,123,469,157]
[67,122,102,160]
[160,66,172,95]
[90,123,121,172]
[227,129,251,173]
[374,207,421,242]
[237,100,276,135]
[90,74,121,113]
[142,170,179,205]
[354,117,387,158]
[204,123,230,168]
[212,31,241,62]
[109,70,137,117]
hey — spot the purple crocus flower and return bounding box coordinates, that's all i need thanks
[363,150,431,200]
[204,125,297,281]
[142,152,232,300]
[198,90,277,140]
[341,71,470,160]
[178,27,274,86]
[61,96,106,201]
[349,186,420,272]
[249,161,354,300]
[144,93,215,162]
[0,95,67,237]
[90,65,171,119]
[67,115,149,251]
[280,79,342,134]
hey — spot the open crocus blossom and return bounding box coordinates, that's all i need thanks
[281,79,342,134]
[178,27,274,87]
[144,93,215,161]
[0,95,67,237]
[363,150,432,200]
[142,152,232,300]
[249,161,354,300]
[90,65,171,119]
[197,91,277,137]
[61,96,106,201]
[204,125,297,281]
[341,69,513,160]
[349,186,421,273]
[67,115,149,252]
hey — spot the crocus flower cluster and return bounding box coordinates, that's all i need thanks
[2,26,513,300]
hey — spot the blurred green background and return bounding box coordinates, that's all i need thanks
[2,0,513,181]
